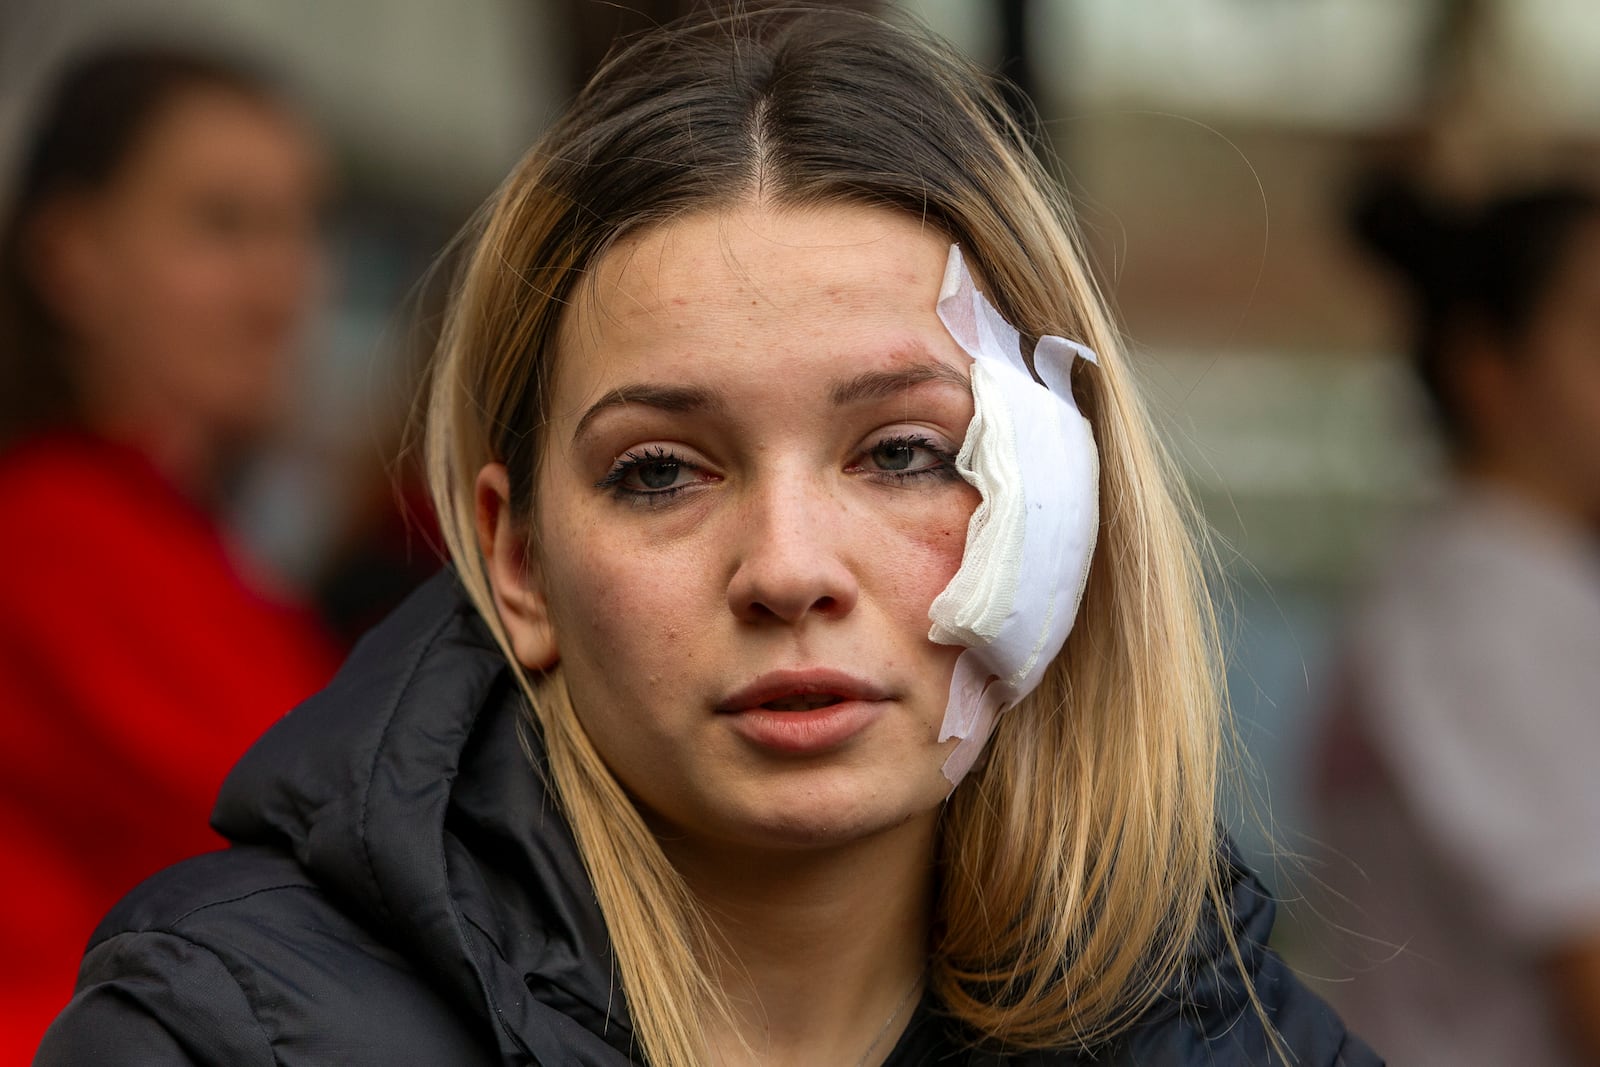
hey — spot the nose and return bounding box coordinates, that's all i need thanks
[725,474,860,625]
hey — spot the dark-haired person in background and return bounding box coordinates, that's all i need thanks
[0,46,339,1056]
[1314,178,1600,1066]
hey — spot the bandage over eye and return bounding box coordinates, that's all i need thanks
[929,245,1099,786]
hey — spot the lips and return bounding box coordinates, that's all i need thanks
[716,669,891,715]
[760,693,843,711]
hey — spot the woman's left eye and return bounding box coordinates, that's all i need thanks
[851,434,958,482]
[596,446,711,505]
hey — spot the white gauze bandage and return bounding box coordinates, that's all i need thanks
[929,245,1099,785]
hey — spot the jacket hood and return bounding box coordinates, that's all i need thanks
[214,572,631,1064]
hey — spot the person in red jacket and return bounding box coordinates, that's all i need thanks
[0,45,338,1057]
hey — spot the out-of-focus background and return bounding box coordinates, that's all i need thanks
[3,0,1597,1061]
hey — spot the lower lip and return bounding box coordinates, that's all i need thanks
[724,700,882,754]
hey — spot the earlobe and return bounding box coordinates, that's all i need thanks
[475,463,560,671]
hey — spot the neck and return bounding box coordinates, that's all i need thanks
[76,379,228,504]
[1461,455,1599,534]
[664,814,938,1067]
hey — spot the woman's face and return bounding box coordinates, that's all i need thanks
[38,85,325,441]
[496,203,980,854]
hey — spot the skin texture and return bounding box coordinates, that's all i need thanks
[478,203,981,1064]
[29,86,325,494]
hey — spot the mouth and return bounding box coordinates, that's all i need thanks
[716,668,891,715]
[758,693,845,712]
[717,669,890,754]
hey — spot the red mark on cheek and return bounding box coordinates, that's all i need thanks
[900,507,973,592]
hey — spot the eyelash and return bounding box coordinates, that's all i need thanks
[853,434,960,484]
[595,434,958,508]
[594,445,698,507]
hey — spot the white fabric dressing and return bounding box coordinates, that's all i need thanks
[928,245,1100,785]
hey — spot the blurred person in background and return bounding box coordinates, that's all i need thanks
[0,45,339,1057]
[1313,175,1600,1065]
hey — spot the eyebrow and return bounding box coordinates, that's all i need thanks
[573,384,725,442]
[571,358,970,441]
[828,361,971,406]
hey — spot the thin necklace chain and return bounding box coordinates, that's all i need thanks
[851,967,928,1067]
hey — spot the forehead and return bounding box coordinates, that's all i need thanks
[554,203,965,398]
[117,87,321,194]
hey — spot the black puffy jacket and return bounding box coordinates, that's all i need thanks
[36,574,1380,1065]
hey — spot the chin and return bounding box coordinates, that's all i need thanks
[708,774,942,853]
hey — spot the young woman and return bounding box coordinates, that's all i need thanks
[0,47,337,1058]
[38,11,1376,1066]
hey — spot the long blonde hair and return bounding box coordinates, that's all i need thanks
[426,8,1232,1063]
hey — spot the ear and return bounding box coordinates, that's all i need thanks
[25,195,107,326]
[475,463,560,671]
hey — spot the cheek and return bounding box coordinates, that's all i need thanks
[1531,338,1600,441]
[100,233,225,343]
[869,482,979,621]
[543,522,709,690]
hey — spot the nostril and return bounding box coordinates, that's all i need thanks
[734,591,848,625]
[725,542,859,624]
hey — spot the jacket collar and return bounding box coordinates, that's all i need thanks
[214,572,633,1064]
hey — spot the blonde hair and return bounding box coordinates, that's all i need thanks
[425,9,1236,1064]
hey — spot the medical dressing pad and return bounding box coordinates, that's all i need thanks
[928,245,1100,785]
